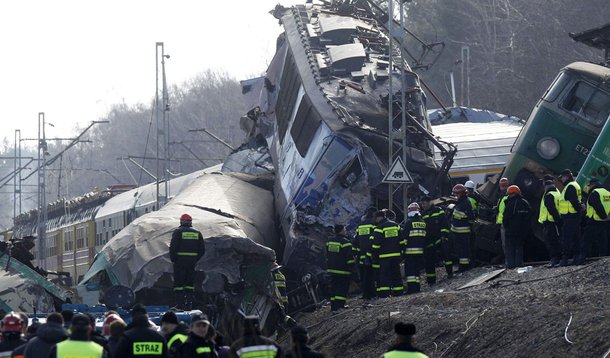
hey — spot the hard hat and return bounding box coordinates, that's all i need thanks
[499,177,509,189]
[452,184,467,196]
[507,185,521,195]
[464,180,476,190]
[102,314,124,336]
[1,312,23,333]
[407,202,420,211]
[180,213,192,222]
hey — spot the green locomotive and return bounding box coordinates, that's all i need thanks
[503,62,610,200]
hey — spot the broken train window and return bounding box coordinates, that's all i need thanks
[291,94,322,157]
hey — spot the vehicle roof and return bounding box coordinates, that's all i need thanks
[564,61,610,80]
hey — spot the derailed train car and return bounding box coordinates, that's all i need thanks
[79,171,284,339]
[240,0,453,287]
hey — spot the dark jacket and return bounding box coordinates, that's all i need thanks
[372,219,404,264]
[177,332,217,358]
[24,322,68,358]
[587,188,608,221]
[563,178,582,216]
[421,206,448,247]
[451,196,475,233]
[403,215,427,254]
[0,334,26,358]
[114,316,168,358]
[285,345,324,358]
[167,322,190,358]
[325,234,355,275]
[230,333,284,358]
[170,225,205,265]
[354,216,376,265]
[107,335,122,358]
[503,194,531,235]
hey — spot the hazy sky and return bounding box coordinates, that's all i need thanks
[0,0,301,146]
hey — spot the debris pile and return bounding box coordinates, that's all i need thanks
[287,259,610,357]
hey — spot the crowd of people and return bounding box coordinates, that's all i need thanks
[326,169,610,312]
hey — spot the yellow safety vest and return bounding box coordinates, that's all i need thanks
[559,181,582,215]
[56,340,103,358]
[384,351,429,357]
[496,196,507,224]
[586,188,610,221]
[538,191,561,223]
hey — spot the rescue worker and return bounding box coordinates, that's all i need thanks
[420,196,451,282]
[464,180,480,217]
[538,179,562,267]
[114,304,168,358]
[558,169,582,266]
[24,312,67,358]
[160,311,189,358]
[502,185,531,268]
[0,313,26,358]
[372,210,404,297]
[496,178,510,260]
[353,206,378,300]
[177,312,217,357]
[272,263,289,307]
[451,184,475,272]
[229,315,283,358]
[403,203,427,294]
[285,325,324,358]
[50,314,104,358]
[325,224,355,312]
[170,213,205,310]
[579,178,610,264]
[383,323,428,358]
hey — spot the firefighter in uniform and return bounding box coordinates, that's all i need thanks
[451,184,475,272]
[115,304,168,358]
[503,185,531,268]
[51,314,103,358]
[272,263,289,307]
[325,224,355,312]
[403,203,427,294]
[0,313,26,358]
[539,178,562,267]
[170,213,205,310]
[177,313,216,358]
[496,178,510,261]
[372,210,404,297]
[558,169,582,266]
[420,196,451,283]
[353,206,378,299]
[230,316,283,358]
[464,181,480,217]
[580,178,610,263]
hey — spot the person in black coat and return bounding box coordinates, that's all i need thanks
[170,213,205,310]
[23,313,68,358]
[503,185,531,268]
[177,313,217,358]
[114,304,168,358]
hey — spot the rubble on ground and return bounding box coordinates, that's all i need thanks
[283,259,610,357]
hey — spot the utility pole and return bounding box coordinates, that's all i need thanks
[37,112,48,269]
[155,42,171,209]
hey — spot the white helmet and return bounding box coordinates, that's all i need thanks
[464,180,476,190]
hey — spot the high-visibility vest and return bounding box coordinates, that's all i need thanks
[468,196,479,216]
[384,350,429,357]
[538,191,561,223]
[56,340,103,358]
[496,196,507,224]
[586,188,610,221]
[236,344,279,357]
[559,181,582,215]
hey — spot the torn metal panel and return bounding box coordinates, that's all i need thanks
[0,253,66,312]
[457,269,506,290]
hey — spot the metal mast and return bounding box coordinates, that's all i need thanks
[37,112,48,269]
[155,42,170,208]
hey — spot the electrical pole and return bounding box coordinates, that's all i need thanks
[156,42,171,209]
[37,112,48,269]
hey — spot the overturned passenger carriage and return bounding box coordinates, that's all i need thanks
[240,1,453,283]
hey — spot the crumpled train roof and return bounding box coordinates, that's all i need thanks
[82,172,277,291]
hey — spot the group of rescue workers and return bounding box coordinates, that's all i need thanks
[325,168,610,313]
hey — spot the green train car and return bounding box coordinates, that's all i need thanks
[503,62,610,200]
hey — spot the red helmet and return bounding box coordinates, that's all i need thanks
[180,214,192,222]
[1,312,23,333]
[102,314,124,336]
[452,184,467,196]
[499,177,509,189]
[507,185,521,195]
